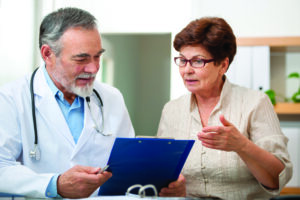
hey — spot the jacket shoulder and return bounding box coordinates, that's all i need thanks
[0,75,30,103]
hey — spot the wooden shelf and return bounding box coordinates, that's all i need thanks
[280,187,300,195]
[237,36,300,47]
[274,103,300,114]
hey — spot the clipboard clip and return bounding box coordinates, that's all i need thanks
[126,184,158,198]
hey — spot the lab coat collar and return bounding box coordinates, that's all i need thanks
[70,99,98,157]
[32,67,75,146]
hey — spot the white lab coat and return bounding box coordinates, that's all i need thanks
[0,67,135,197]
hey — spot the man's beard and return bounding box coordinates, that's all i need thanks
[71,73,96,98]
[71,81,94,98]
[52,69,96,98]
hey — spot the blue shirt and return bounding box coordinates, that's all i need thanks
[43,66,85,197]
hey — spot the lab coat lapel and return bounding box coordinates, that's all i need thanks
[33,68,75,146]
[70,96,115,165]
[71,98,99,156]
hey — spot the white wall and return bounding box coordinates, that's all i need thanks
[52,0,192,34]
[191,0,300,37]
[282,125,300,187]
[0,0,36,85]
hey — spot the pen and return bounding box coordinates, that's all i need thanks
[98,165,109,174]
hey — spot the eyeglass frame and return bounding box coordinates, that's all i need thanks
[174,57,215,68]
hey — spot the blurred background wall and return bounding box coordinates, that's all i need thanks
[1,0,300,134]
[0,0,300,186]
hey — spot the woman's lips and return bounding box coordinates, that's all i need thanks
[185,79,198,85]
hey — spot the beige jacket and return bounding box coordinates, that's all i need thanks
[157,79,292,200]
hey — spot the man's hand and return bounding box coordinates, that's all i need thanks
[159,174,186,197]
[57,165,112,198]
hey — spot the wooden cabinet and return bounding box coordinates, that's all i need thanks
[281,187,300,195]
[274,103,300,115]
[237,37,300,47]
[237,36,300,115]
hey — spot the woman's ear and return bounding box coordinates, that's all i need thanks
[220,57,229,75]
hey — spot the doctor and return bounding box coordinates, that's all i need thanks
[0,7,134,198]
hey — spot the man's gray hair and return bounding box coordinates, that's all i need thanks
[39,7,97,56]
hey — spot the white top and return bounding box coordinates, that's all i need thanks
[0,67,135,197]
[157,78,292,200]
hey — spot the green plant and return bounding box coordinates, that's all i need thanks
[288,72,300,103]
[265,89,276,105]
[265,72,300,105]
[265,89,289,105]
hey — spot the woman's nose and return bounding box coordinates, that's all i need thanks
[184,62,194,73]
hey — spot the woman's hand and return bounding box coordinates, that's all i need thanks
[198,114,285,189]
[159,174,186,197]
[197,114,248,152]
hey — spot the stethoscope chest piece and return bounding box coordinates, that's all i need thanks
[29,144,41,161]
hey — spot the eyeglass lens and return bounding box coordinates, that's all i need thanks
[175,58,205,68]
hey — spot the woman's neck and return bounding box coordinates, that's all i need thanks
[194,78,225,127]
[195,78,225,106]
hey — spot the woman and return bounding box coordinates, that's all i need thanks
[157,17,292,199]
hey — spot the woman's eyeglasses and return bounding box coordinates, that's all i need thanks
[174,57,214,68]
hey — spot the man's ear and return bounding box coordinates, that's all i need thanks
[40,45,54,62]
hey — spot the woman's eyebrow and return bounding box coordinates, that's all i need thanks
[179,53,205,58]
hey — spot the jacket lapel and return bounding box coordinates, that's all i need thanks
[33,68,75,147]
[71,95,101,156]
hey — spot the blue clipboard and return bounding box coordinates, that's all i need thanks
[98,137,195,196]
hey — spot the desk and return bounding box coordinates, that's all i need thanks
[0,197,215,200]
[83,197,212,200]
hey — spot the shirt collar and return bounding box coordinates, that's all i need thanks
[42,65,60,97]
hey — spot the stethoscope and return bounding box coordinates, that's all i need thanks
[29,68,111,161]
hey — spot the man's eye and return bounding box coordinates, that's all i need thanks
[76,58,87,62]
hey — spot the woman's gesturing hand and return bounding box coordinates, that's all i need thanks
[197,114,249,152]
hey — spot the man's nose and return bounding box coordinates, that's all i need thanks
[84,61,99,74]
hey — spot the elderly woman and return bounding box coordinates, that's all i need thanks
[157,17,292,199]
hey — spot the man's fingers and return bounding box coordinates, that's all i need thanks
[97,171,112,184]
[57,165,112,198]
[73,165,100,174]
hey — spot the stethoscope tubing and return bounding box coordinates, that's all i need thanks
[30,68,39,146]
[29,67,104,160]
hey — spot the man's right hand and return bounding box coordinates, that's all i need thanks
[57,165,112,198]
